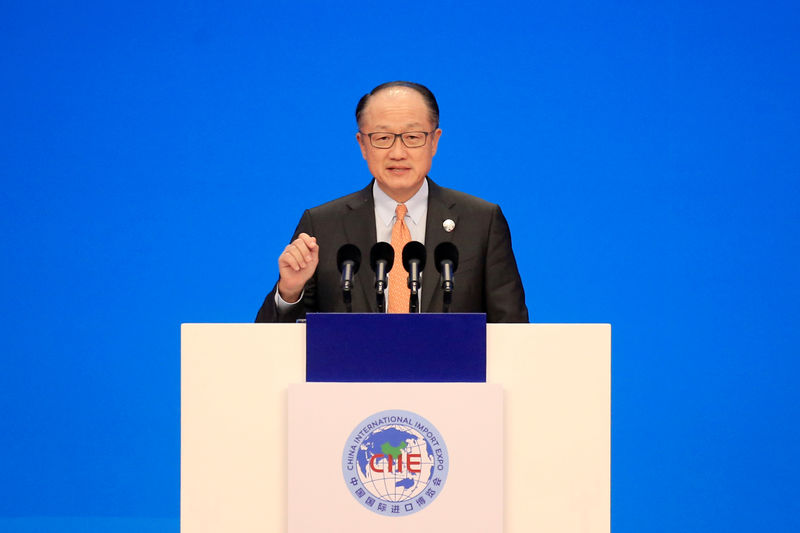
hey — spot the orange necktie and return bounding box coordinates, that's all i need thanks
[388,203,411,313]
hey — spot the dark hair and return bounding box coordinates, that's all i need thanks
[355,81,439,128]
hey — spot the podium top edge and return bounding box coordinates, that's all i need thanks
[179,322,612,327]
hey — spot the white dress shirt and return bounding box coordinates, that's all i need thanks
[372,178,428,244]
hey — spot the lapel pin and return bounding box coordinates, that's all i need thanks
[443,219,455,232]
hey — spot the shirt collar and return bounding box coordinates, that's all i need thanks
[373,178,429,227]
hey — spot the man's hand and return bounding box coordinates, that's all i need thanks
[277,233,319,303]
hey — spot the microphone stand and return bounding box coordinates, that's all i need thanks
[408,261,421,313]
[375,260,387,313]
[341,261,354,313]
[441,260,454,313]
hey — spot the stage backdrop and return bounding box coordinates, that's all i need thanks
[1,1,798,532]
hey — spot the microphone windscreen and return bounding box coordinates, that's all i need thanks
[401,241,427,273]
[369,242,395,272]
[434,242,459,273]
[336,244,362,274]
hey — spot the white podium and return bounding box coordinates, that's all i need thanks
[181,323,610,532]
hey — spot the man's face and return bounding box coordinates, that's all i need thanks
[356,88,442,203]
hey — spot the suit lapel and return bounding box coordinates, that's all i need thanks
[343,182,378,312]
[422,178,457,312]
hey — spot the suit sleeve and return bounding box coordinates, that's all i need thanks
[254,210,319,323]
[484,205,529,323]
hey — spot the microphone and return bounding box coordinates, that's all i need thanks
[434,242,459,312]
[402,241,426,313]
[337,244,361,312]
[369,242,395,313]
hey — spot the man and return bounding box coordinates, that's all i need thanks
[255,81,528,323]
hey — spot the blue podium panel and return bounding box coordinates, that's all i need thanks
[305,313,487,382]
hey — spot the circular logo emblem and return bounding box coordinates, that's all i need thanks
[341,409,449,517]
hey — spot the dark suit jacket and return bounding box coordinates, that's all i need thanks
[255,177,528,323]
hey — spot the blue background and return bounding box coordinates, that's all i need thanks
[1,1,798,531]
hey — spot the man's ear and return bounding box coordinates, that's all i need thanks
[430,128,442,157]
[356,132,368,160]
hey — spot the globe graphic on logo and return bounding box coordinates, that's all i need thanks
[355,424,436,502]
[343,410,448,516]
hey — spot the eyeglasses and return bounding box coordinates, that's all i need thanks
[359,130,436,149]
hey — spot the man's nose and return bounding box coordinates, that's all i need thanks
[388,136,408,158]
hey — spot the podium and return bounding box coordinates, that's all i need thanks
[181,320,610,532]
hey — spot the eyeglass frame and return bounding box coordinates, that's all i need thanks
[358,129,438,149]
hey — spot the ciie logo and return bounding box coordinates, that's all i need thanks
[341,409,449,517]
